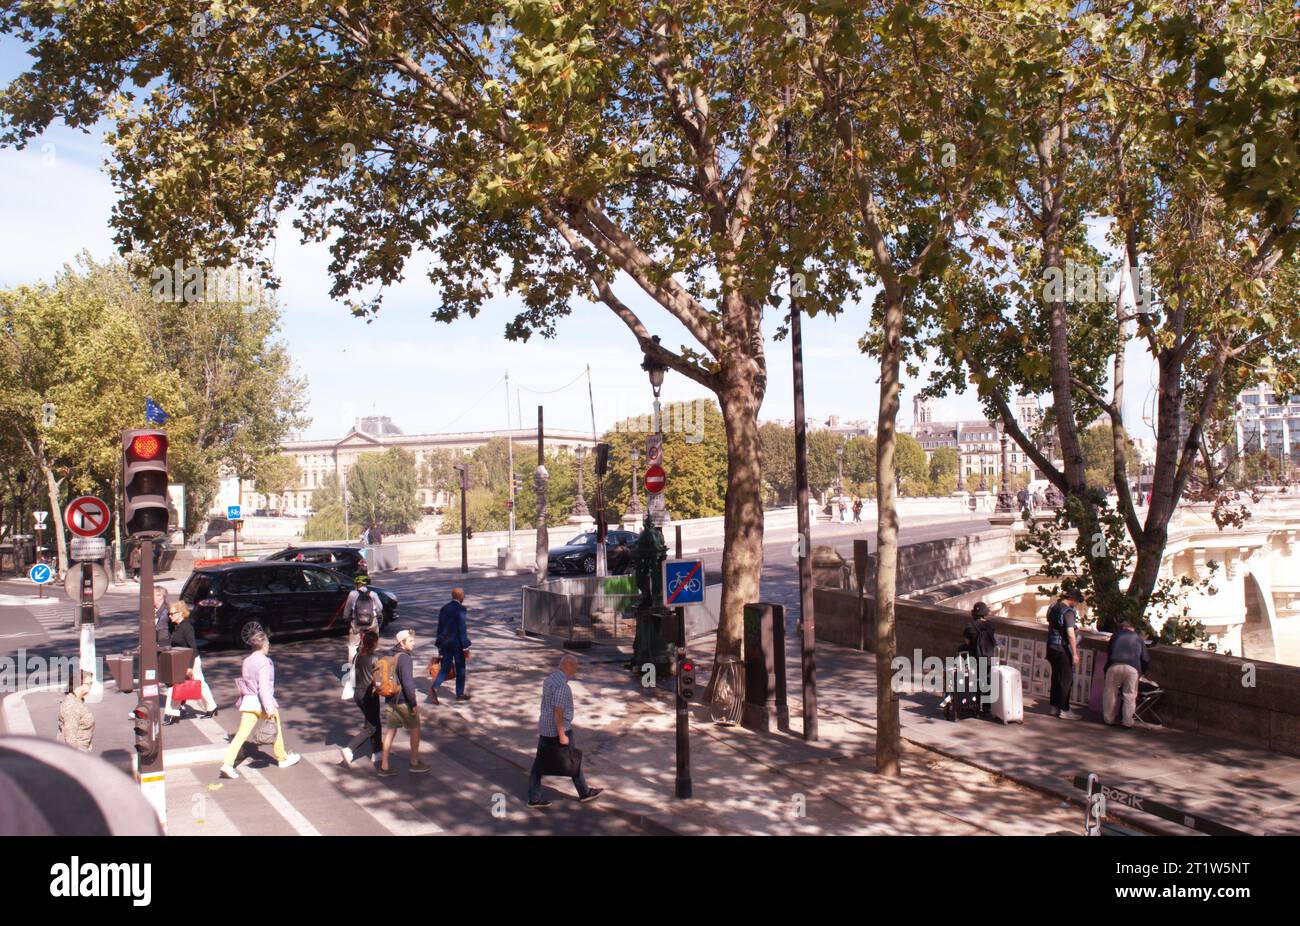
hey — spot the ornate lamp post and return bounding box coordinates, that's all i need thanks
[625,446,643,520]
[996,431,1014,512]
[835,444,845,497]
[571,445,591,521]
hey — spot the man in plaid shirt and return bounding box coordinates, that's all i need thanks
[526,654,603,808]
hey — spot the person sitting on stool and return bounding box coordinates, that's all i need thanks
[1103,620,1150,728]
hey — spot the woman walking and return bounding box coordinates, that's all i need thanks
[219,630,300,779]
[57,672,95,752]
[161,601,219,723]
[340,629,382,768]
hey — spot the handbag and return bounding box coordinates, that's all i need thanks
[427,656,455,681]
[537,738,582,777]
[170,679,203,702]
[250,716,279,746]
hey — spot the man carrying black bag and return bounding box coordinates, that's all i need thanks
[526,654,603,809]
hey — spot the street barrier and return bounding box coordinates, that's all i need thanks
[1073,773,1259,836]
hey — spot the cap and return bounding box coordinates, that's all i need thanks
[971,602,989,619]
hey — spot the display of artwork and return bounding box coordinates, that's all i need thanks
[993,634,1092,705]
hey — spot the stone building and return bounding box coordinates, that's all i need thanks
[214,416,597,517]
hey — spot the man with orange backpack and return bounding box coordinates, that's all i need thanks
[375,628,429,777]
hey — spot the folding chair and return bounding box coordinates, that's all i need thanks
[1135,678,1164,725]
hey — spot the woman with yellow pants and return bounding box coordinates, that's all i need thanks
[220,630,300,779]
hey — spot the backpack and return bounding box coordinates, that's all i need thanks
[353,592,378,629]
[373,652,401,698]
[972,620,997,661]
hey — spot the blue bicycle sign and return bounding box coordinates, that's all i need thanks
[663,560,706,606]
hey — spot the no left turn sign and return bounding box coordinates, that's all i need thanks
[66,496,111,538]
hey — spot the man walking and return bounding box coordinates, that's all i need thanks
[342,575,382,699]
[526,654,602,808]
[431,588,471,704]
[1103,621,1150,727]
[1045,586,1084,720]
[379,629,430,777]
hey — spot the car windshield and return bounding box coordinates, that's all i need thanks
[566,533,596,546]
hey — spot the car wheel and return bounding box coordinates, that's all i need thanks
[582,556,596,574]
[236,618,266,648]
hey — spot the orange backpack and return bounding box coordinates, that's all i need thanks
[373,653,401,697]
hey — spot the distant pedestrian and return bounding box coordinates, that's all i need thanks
[162,601,218,723]
[852,497,863,522]
[360,525,371,545]
[57,672,95,752]
[379,629,429,776]
[1103,621,1150,728]
[341,576,382,699]
[1017,487,1030,513]
[1032,489,1044,510]
[431,588,472,704]
[838,498,849,523]
[341,629,382,768]
[1045,586,1084,721]
[220,631,300,779]
[128,544,141,581]
[526,654,602,808]
[371,522,384,544]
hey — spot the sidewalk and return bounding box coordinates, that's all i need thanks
[7,605,1293,835]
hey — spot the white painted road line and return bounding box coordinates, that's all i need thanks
[238,763,323,836]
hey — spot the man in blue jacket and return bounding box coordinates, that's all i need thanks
[432,588,471,704]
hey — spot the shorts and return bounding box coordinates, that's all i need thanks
[386,702,419,730]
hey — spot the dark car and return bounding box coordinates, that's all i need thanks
[263,545,368,578]
[547,530,640,575]
[179,561,397,648]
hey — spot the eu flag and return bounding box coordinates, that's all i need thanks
[145,397,170,425]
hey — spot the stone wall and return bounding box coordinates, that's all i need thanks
[814,587,1300,757]
[852,529,1019,597]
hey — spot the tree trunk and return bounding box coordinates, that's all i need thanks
[708,374,765,697]
[874,293,904,776]
[40,462,65,579]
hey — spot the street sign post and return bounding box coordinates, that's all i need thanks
[33,510,48,527]
[66,496,111,538]
[28,562,53,599]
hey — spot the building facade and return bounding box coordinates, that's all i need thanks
[214,416,598,517]
[1235,384,1300,475]
[908,395,1048,486]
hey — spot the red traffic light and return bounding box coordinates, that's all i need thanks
[682,662,693,672]
[130,434,165,460]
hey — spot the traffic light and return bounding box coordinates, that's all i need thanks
[132,702,160,764]
[122,428,169,537]
[594,442,610,477]
[511,475,523,494]
[678,657,696,700]
[505,499,514,510]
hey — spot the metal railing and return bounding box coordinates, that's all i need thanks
[521,575,722,644]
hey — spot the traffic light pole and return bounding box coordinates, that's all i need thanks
[136,536,166,829]
[674,525,691,799]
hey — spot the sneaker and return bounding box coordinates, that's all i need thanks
[339,746,355,767]
[456,694,471,702]
[278,753,301,768]
[378,765,397,777]
[410,761,432,773]
[579,787,604,804]
[527,798,552,809]
[1058,710,1083,721]
[219,764,240,780]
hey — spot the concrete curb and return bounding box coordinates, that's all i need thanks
[0,683,64,735]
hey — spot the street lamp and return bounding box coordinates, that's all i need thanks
[571,445,591,521]
[996,431,1014,512]
[836,444,845,498]
[626,447,643,520]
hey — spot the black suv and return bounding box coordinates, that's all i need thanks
[263,545,368,578]
[547,530,640,575]
[180,562,397,647]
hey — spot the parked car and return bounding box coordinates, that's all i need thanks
[179,561,397,647]
[263,545,368,578]
[547,530,640,575]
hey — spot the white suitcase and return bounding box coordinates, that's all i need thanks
[990,664,1024,724]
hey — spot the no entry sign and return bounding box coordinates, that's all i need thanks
[644,464,666,495]
[66,496,111,538]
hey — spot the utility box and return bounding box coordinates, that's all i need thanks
[742,602,789,733]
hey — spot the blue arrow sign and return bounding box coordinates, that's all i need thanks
[28,563,53,585]
[663,560,705,606]
[227,505,242,521]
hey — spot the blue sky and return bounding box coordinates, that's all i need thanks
[0,38,1158,445]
